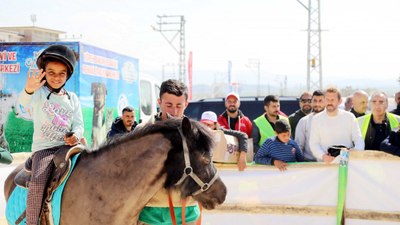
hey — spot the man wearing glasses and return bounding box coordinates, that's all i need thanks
[288,91,312,138]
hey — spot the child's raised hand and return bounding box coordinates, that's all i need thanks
[25,69,46,94]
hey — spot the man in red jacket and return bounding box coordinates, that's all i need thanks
[218,92,253,137]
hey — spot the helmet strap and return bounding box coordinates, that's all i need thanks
[45,83,70,100]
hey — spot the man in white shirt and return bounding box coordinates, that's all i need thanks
[295,90,325,161]
[309,87,365,163]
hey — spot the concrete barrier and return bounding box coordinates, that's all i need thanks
[204,152,400,225]
[2,151,400,225]
[345,151,400,225]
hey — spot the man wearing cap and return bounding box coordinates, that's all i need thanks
[201,111,248,171]
[218,92,253,137]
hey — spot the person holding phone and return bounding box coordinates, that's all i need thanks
[18,44,84,225]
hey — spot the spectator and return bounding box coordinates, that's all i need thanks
[255,119,303,171]
[288,91,312,139]
[218,92,252,137]
[136,79,199,225]
[358,91,400,150]
[380,127,400,156]
[350,90,369,118]
[344,95,353,111]
[107,106,138,138]
[390,91,400,115]
[252,95,289,155]
[295,90,325,162]
[309,87,364,163]
[201,111,248,171]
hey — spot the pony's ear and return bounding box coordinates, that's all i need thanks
[181,116,192,134]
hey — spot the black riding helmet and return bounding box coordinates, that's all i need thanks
[36,45,76,98]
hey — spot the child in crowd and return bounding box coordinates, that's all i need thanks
[255,119,303,171]
[200,111,248,171]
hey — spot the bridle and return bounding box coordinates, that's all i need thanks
[175,127,219,196]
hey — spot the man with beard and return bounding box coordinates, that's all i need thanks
[390,91,400,115]
[136,79,200,225]
[107,106,138,138]
[252,95,288,155]
[309,87,364,163]
[288,91,312,139]
[295,90,325,161]
[358,91,400,150]
[350,90,369,118]
[218,92,252,137]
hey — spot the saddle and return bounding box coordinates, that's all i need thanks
[14,145,84,189]
[12,145,84,225]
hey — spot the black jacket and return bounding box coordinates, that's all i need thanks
[390,105,400,116]
[380,130,400,157]
[107,117,138,138]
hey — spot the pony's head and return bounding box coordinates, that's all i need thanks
[138,117,227,209]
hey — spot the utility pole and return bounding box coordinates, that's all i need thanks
[297,0,323,91]
[247,59,261,96]
[153,15,186,83]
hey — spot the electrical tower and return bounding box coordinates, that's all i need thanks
[297,0,323,91]
[154,15,186,83]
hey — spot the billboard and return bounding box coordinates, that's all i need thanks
[0,42,140,151]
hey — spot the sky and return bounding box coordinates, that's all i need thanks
[2,0,400,94]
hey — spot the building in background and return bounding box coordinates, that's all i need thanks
[0,26,64,42]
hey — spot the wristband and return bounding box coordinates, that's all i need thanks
[25,89,34,95]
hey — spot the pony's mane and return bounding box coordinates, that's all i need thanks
[82,118,214,160]
[79,117,216,195]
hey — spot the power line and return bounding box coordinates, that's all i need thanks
[297,0,323,91]
[153,15,186,83]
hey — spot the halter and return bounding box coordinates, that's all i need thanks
[175,127,219,196]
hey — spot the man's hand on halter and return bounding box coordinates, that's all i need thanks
[25,69,46,94]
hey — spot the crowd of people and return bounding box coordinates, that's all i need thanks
[17,43,400,225]
[106,84,400,170]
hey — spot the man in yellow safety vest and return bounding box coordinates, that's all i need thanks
[358,91,400,150]
[252,95,289,155]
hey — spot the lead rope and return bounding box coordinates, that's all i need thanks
[168,190,178,225]
[181,197,187,225]
[168,191,203,225]
[196,203,202,225]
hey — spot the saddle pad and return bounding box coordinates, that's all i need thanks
[6,154,80,225]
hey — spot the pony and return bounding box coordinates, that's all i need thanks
[4,117,227,225]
